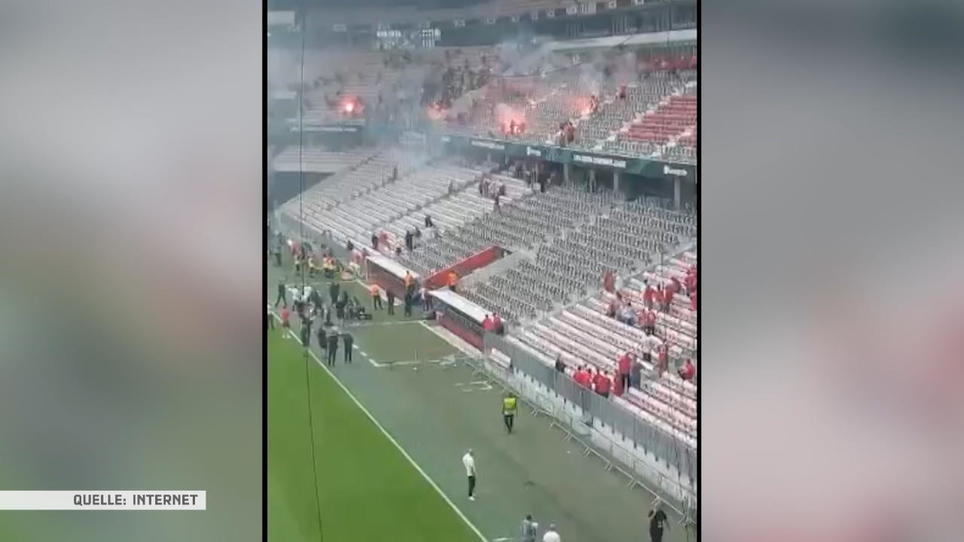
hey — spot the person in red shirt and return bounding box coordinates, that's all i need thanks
[279,307,291,335]
[491,314,503,334]
[684,271,697,296]
[612,368,624,396]
[678,359,696,381]
[617,352,632,391]
[662,286,674,311]
[572,366,589,388]
[642,310,656,334]
[655,344,669,375]
[602,270,615,293]
[581,367,595,389]
[482,314,494,332]
[642,280,655,309]
[594,371,611,398]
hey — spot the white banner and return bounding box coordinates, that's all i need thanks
[0,491,206,510]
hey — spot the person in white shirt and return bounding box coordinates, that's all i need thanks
[642,332,663,357]
[542,524,560,542]
[461,449,476,501]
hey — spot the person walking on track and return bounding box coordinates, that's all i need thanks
[369,283,382,311]
[462,449,476,501]
[386,288,395,315]
[542,524,561,542]
[521,514,539,542]
[502,392,518,434]
[276,279,287,308]
[342,331,353,364]
[648,498,669,542]
[326,331,339,366]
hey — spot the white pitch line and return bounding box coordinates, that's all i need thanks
[271,314,488,542]
[347,320,423,328]
[372,359,441,368]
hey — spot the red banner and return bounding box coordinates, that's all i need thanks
[424,245,503,290]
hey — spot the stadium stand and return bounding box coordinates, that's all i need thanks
[271,27,701,499]
[278,148,417,224]
[459,199,695,322]
[271,146,375,174]
[380,174,530,250]
[494,246,698,448]
[282,155,496,248]
[399,183,615,279]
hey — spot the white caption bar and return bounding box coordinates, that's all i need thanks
[0,491,206,510]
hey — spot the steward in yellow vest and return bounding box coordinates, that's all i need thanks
[502,393,518,434]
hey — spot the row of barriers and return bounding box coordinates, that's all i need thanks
[480,330,697,516]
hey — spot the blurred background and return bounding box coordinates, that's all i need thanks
[0,0,262,540]
[702,0,964,540]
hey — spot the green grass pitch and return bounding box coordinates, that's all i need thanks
[267,326,481,542]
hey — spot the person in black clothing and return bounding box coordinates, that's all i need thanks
[329,281,340,305]
[326,333,339,366]
[424,215,433,228]
[293,297,305,319]
[274,246,282,267]
[342,332,353,363]
[403,291,412,317]
[310,289,323,311]
[346,239,354,252]
[630,359,643,389]
[275,280,287,308]
[335,296,346,320]
[300,315,312,346]
[371,233,378,250]
[395,246,402,257]
[386,289,395,315]
[648,500,669,542]
[316,325,327,351]
[554,354,565,372]
[323,304,333,326]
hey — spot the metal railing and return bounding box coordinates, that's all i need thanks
[482,331,697,504]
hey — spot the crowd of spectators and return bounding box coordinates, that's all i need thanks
[603,264,698,381]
